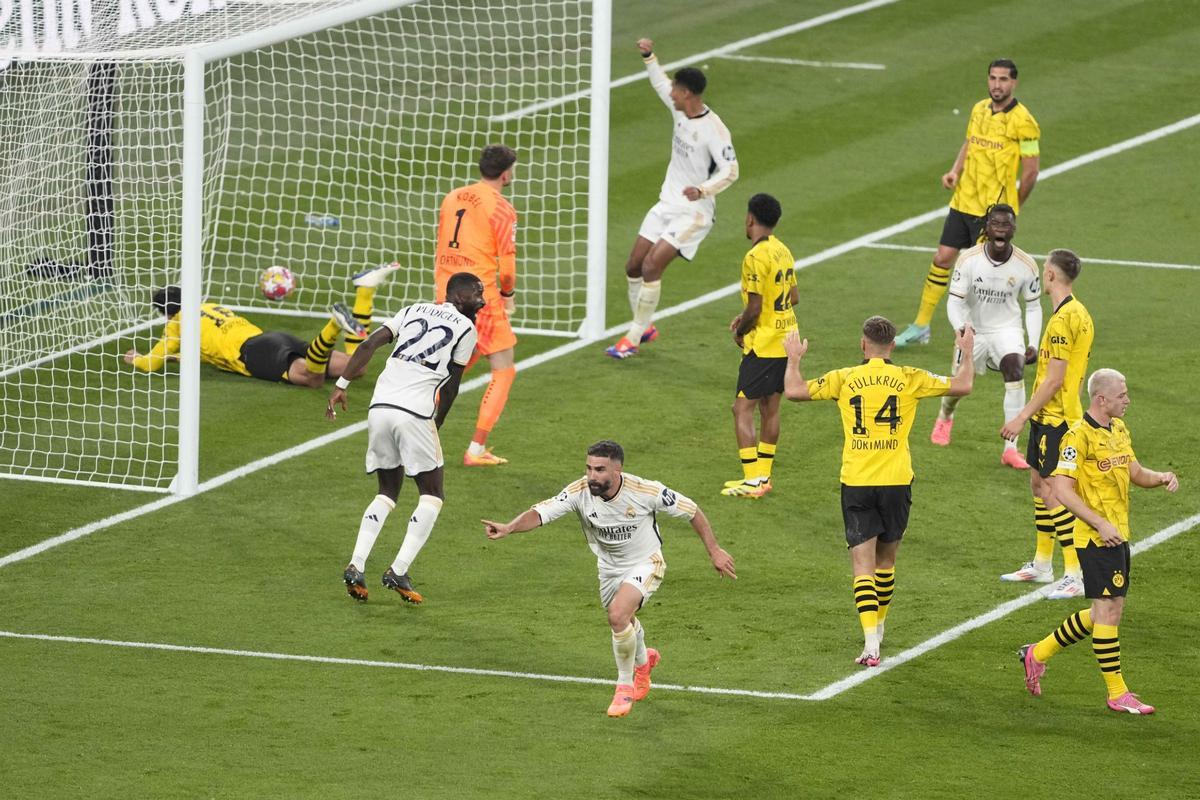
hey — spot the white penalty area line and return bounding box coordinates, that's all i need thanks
[1,513,1194,703]
[864,242,1200,272]
[811,512,1200,700]
[3,112,1198,572]
[490,0,901,121]
[716,54,885,71]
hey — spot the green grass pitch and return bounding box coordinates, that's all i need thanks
[2,1,1200,797]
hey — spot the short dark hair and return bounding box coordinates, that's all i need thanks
[587,439,624,464]
[862,315,897,346]
[479,144,517,179]
[747,193,782,228]
[673,67,706,96]
[1047,248,1081,282]
[988,58,1018,79]
[985,203,1016,223]
[446,271,483,296]
[152,286,181,318]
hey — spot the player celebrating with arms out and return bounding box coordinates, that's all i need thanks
[434,144,519,466]
[930,203,1042,470]
[722,193,798,498]
[784,318,975,667]
[1020,369,1179,714]
[331,273,485,605]
[482,440,736,718]
[895,59,1040,347]
[606,37,739,360]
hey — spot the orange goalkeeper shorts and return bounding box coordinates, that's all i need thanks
[473,299,517,356]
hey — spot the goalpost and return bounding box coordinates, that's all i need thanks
[0,0,610,495]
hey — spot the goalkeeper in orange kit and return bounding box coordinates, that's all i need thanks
[434,144,519,466]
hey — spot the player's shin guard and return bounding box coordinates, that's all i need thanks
[1033,498,1055,568]
[305,319,342,374]
[1093,624,1129,700]
[350,494,396,571]
[626,280,662,344]
[1032,608,1093,663]
[344,286,376,355]
[1050,505,1082,575]
[612,623,637,685]
[756,441,776,481]
[1003,381,1025,449]
[874,568,895,624]
[914,262,951,327]
[474,366,515,442]
[627,276,643,315]
[853,575,879,637]
[390,495,444,576]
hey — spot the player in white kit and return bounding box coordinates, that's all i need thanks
[482,440,737,717]
[327,272,486,605]
[930,204,1042,468]
[606,37,739,360]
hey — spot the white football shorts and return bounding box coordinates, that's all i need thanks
[365,407,444,476]
[637,201,713,261]
[598,552,667,609]
[954,327,1027,375]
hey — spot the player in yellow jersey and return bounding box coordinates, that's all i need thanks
[999,250,1093,599]
[1019,369,1179,714]
[783,317,975,666]
[122,272,393,386]
[895,59,1040,347]
[723,194,798,498]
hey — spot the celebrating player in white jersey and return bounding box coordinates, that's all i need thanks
[327,272,485,605]
[482,440,736,717]
[606,37,739,360]
[931,204,1042,468]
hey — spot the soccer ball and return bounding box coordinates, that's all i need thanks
[259,266,295,301]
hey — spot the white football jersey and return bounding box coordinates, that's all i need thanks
[644,56,738,216]
[948,243,1041,333]
[369,302,477,419]
[533,472,699,570]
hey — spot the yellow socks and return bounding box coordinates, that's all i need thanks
[305,318,342,374]
[344,286,376,355]
[1034,498,1055,567]
[1049,504,1082,575]
[874,568,895,624]
[738,446,757,482]
[1032,608,1093,663]
[1093,624,1128,699]
[755,441,776,482]
[914,262,951,327]
[853,575,878,635]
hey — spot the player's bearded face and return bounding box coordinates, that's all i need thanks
[988,69,1015,103]
[586,457,620,496]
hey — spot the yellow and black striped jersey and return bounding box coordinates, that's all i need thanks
[131,303,261,376]
[951,97,1040,217]
[739,235,798,358]
[808,359,952,486]
[1031,294,1093,425]
[1052,414,1136,544]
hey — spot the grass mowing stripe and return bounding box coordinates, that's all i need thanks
[806,512,1200,701]
[4,111,1197,570]
[865,242,1200,271]
[0,630,809,701]
[489,0,902,122]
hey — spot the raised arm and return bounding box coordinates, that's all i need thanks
[637,38,674,110]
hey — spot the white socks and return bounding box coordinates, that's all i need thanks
[626,280,661,344]
[350,494,396,571]
[1003,380,1025,450]
[633,617,648,667]
[390,494,444,576]
[627,276,643,314]
[612,623,637,685]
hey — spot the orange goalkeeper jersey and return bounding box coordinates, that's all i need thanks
[434,181,516,305]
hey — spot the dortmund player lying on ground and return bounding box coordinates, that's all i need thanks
[124,264,398,387]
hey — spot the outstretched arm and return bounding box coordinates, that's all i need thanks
[689,508,736,579]
[483,508,543,539]
[1130,461,1179,492]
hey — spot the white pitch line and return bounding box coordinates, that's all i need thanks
[3,111,1199,571]
[809,512,1200,700]
[1,514,1195,703]
[489,0,901,122]
[0,630,809,701]
[717,54,885,71]
[865,242,1200,271]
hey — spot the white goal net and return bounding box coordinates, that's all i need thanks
[0,0,607,493]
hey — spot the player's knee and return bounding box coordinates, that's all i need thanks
[625,259,642,278]
[998,355,1023,381]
